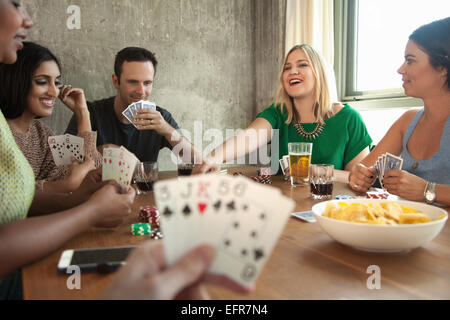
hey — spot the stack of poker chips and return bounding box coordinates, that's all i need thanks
[131,223,152,236]
[150,229,164,240]
[252,167,272,184]
[251,175,272,184]
[256,167,271,176]
[139,206,160,230]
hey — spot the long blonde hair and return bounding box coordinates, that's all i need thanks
[275,44,335,125]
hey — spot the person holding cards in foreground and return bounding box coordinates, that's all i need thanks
[0,1,236,301]
[102,241,217,300]
[197,44,372,180]
[0,0,136,300]
[103,171,296,299]
[65,47,198,164]
[349,17,450,206]
[0,42,102,193]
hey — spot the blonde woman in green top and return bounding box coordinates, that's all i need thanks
[197,44,372,181]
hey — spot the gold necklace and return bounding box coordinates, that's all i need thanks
[293,122,324,140]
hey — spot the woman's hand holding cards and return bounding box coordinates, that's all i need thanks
[64,155,95,192]
[349,163,376,192]
[383,170,428,201]
[86,183,136,229]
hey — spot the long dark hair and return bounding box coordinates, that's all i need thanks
[410,17,450,89]
[0,42,61,119]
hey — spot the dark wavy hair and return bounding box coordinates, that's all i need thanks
[410,17,450,89]
[0,42,61,119]
[114,47,158,84]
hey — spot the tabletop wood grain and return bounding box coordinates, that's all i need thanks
[22,167,450,300]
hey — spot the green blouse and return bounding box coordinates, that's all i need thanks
[0,111,35,225]
[257,104,372,170]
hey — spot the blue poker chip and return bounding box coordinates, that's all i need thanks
[335,195,354,200]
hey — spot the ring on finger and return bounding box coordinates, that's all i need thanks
[353,184,359,189]
[149,119,153,125]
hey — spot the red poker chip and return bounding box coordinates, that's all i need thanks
[139,206,160,225]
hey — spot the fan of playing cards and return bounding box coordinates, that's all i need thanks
[374,153,403,188]
[154,174,295,290]
[48,134,85,166]
[102,146,138,192]
[122,100,156,128]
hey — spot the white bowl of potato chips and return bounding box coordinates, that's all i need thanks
[312,200,448,253]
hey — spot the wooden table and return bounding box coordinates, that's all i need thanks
[22,167,450,300]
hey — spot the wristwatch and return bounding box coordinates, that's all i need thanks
[424,182,436,204]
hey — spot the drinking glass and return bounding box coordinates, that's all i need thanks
[288,142,313,186]
[309,164,334,200]
[134,162,158,194]
[177,163,195,176]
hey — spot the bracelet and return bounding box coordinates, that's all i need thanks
[423,181,429,198]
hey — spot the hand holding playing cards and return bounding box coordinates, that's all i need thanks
[70,168,108,205]
[154,174,295,291]
[102,241,217,300]
[86,183,135,229]
[65,155,96,191]
[133,109,172,136]
[349,163,377,192]
[383,170,428,201]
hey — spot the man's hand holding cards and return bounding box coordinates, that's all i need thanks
[122,100,156,128]
[102,146,137,192]
[154,174,295,291]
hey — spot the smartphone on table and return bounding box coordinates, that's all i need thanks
[57,246,138,274]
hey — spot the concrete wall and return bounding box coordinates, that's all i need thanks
[26,0,285,170]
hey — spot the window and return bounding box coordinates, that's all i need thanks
[335,0,450,108]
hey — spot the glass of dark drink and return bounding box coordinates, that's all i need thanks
[177,163,195,176]
[309,164,334,200]
[134,162,158,194]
